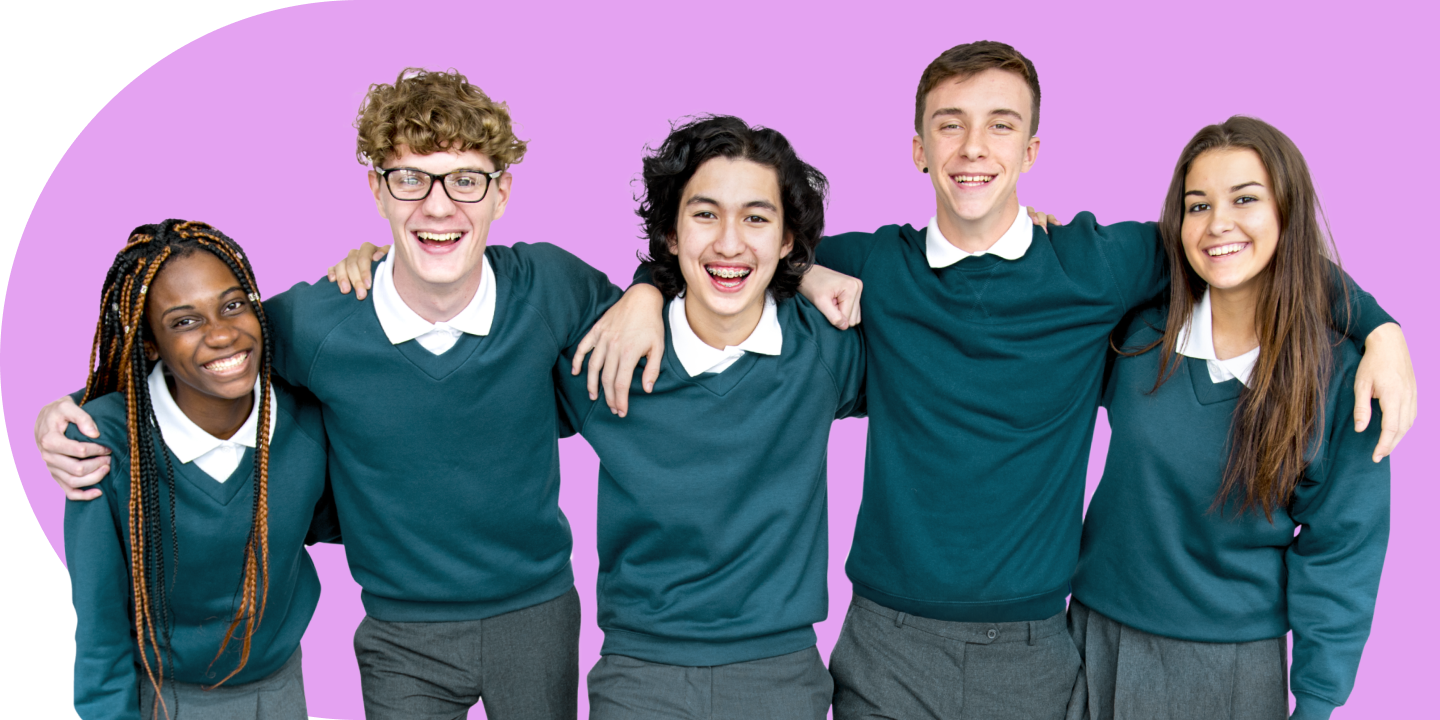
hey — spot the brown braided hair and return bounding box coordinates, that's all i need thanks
[81,219,274,715]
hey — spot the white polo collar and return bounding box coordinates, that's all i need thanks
[669,293,783,377]
[371,247,496,345]
[926,203,1033,268]
[1177,288,1260,388]
[147,360,275,464]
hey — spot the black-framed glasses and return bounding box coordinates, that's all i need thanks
[375,167,504,203]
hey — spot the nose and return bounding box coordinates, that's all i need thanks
[1207,204,1236,237]
[713,216,746,256]
[421,180,459,217]
[205,317,240,348]
[960,124,988,160]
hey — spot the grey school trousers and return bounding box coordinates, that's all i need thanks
[1067,599,1288,720]
[830,594,1084,720]
[140,646,306,720]
[587,646,833,720]
[353,587,581,720]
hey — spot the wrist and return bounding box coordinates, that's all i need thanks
[1364,321,1402,350]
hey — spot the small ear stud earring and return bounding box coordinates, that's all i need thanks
[922,167,929,174]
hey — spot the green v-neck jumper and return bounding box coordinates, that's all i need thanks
[1073,310,1389,720]
[555,296,865,667]
[265,242,622,622]
[64,379,336,720]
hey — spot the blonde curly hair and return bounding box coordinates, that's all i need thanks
[355,68,527,169]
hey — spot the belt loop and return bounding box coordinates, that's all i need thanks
[1027,620,1037,646]
[894,611,907,629]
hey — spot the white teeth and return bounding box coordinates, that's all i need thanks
[205,352,248,372]
[954,174,996,183]
[417,231,462,242]
[1207,243,1248,257]
[706,266,751,279]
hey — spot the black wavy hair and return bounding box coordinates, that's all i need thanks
[637,115,828,301]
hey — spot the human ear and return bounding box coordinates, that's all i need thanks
[143,339,160,362]
[368,171,388,220]
[1020,135,1041,173]
[490,169,513,221]
[912,134,929,174]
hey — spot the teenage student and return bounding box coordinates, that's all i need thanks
[62,220,337,720]
[571,42,1415,719]
[1069,117,1390,720]
[553,116,863,718]
[40,69,623,719]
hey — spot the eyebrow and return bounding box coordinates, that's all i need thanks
[684,196,778,212]
[1184,181,1265,197]
[159,286,245,318]
[931,107,1025,122]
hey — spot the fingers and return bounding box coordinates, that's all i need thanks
[1370,388,1415,463]
[355,243,384,300]
[65,486,104,502]
[586,338,609,402]
[571,330,599,378]
[1353,376,1374,433]
[812,292,848,329]
[608,350,639,418]
[641,345,663,394]
[845,280,864,328]
[42,446,111,490]
[346,247,369,300]
[1046,214,1061,226]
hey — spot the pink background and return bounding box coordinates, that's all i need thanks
[5,1,1435,717]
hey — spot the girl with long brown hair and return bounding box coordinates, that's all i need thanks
[1068,117,1391,720]
[63,219,337,720]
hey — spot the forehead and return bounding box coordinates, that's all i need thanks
[924,68,1033,119]
[682,157,781,203]
[149,251,240,304]
[385,145,494,172]
[1187,148,1269,187]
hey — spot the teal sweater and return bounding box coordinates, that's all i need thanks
[64,380,336,720]
[265,243,621,621]
[556,296,864,666]
[1073,311,1389,720]
[815,216,1393,622]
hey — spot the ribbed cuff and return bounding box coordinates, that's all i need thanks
[1291,691,1337,720]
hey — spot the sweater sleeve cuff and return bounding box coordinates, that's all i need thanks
[630,263,656,289]
[1291,692,1337,720]
[1351,292,1396,343]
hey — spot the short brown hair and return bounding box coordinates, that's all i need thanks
[355,68,527,170]
[914,41,1040,136]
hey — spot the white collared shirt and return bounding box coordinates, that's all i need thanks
[668,293,784,377]
[371,248,497,355]
[1177,288,1261,388]
[148,361,275,482]
[926,204,1034,268]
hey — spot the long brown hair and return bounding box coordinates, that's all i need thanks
[1149,116,1347,520]
[81,220,274,715]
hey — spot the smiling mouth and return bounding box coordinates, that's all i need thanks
[416,231,464,246]
[1206,242,1249,257]
[203,350,251,375]
[952,173,997,187]
[706,264,752,290]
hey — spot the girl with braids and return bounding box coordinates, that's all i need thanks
[1069,117,1391,720]
[62,219,338,720]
